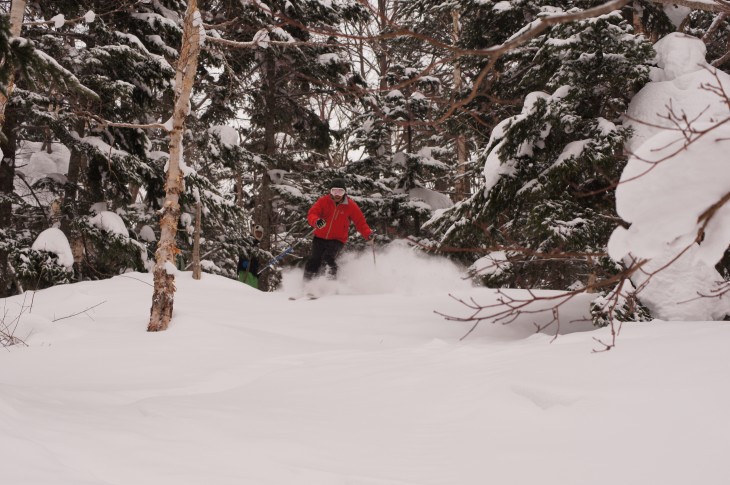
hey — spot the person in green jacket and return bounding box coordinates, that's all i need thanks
[238,225,264,288]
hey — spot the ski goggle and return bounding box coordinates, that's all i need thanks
[330,188,346,196]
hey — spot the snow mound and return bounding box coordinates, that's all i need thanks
[88,211,130,238]
[31,228,74,268]
[626,33,730,151]
[614,33,730,320]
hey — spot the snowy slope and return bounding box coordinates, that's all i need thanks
[1,246,729,485]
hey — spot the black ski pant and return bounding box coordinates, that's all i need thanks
[304,237,345,280]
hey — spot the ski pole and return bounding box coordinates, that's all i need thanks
[370,233,376,267]
[257,228,315,276]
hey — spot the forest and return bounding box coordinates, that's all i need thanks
[1,0,729,331]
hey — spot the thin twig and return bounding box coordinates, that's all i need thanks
[52,301,107,322]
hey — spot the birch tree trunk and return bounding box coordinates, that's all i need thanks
[148,0,202,331]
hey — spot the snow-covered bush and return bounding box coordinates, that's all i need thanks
[590,280,652,328]
[10,248,74,290]
[72,214,147,279]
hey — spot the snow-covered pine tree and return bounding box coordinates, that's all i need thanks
[0,0,115,294]
[203,0,368,289]
[426,1,654,293]
[2,1,190,286]
[685,10,730,73]
[343,0,458,242]
[629,0,679,41]
[347,65,452,239]
[396,0,484,203]
[178,125,272,280]
[0,1,256,296]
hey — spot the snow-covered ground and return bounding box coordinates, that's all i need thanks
[2,245,729,485]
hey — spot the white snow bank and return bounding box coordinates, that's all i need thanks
[1,270,729,485]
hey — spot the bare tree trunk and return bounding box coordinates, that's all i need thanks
[0,106,16,297]
[148,0,202,332]
[451,9,470,202]
[377,0,389,94]
[192,201,202,280]
[235,171,244,207]
[376,0,392,160]
[255,54,277,291]
[631,0,644,36]
[62,121,85,216]
[0,0,25,126]
[0,0,26,297]
[129,183,140,203]
[0,0,25,121]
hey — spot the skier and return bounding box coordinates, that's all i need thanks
[304,178,372,281]
[237,224,264,289]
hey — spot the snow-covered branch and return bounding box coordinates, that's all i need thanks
[76,111,168,131]
[649,0,730,14]
[205,35,319,49]
[23,10,96,28]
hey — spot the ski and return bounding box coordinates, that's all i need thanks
[288,293,318,301]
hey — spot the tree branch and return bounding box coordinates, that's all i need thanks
[649,0,730,14]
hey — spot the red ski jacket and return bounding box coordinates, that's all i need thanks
[307,194,372,244]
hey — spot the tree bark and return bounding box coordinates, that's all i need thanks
[376,0,392,159]
[0,0,23,112]
[0,0,26,126]
[255,54,277,291]
[235,171,243,207]
[0,106,16,297]
[61,120,89,272]
[377,0,389,94]
[148,0,202,331]
[452,9,470,202]
[192,201,202,280]
[0,0,26,297]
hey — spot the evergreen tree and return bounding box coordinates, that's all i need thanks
[686,10,730,73]
[426,2,654,292]
[1,1,260,295]
[200,0,368,289]
[4,1,185,285]
[342,0,461,242]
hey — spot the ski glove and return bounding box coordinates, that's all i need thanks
[316,218,326,229]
